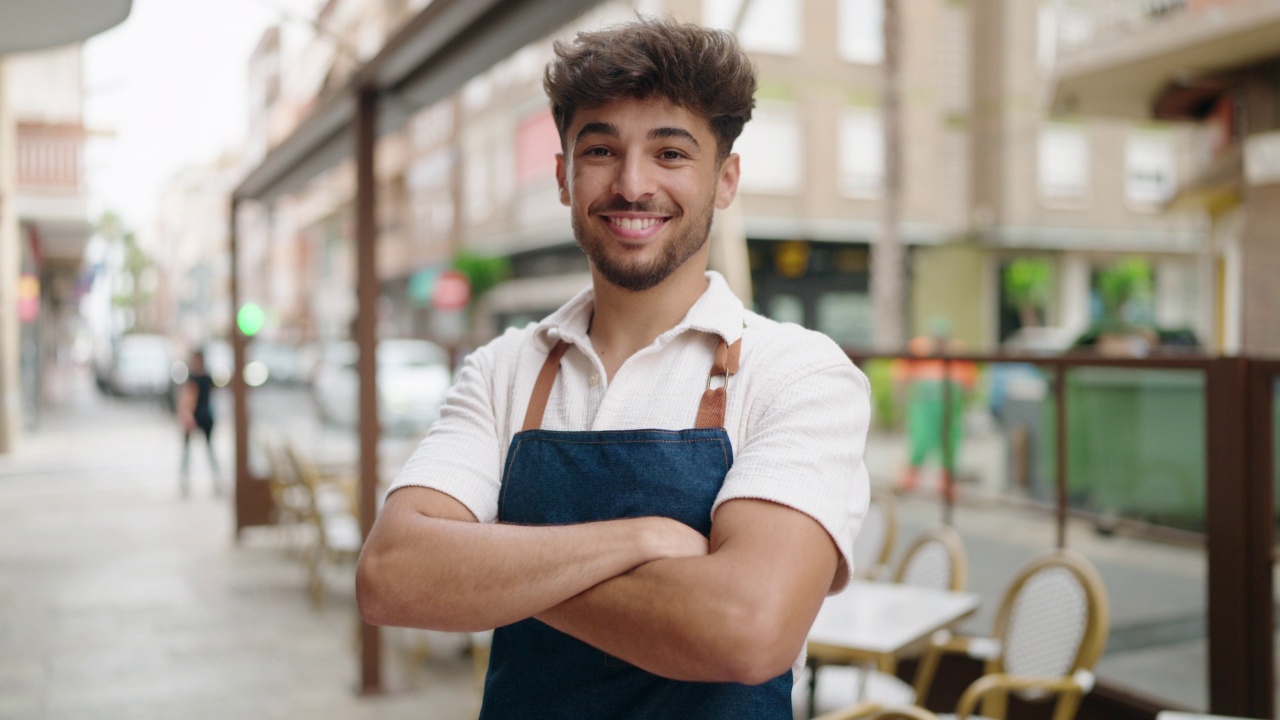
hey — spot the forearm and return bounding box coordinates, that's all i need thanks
[537,499,840,685]
[357,505,679,632]
[536,553,804,685]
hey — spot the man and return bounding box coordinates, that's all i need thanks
[358,17,870,719]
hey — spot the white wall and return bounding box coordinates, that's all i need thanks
[4,45,82,124]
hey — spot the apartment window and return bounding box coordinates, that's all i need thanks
[407,149,455,242]
[734,101,803,194]
[1038,124,1090,202]
[515,109,561,189]
[462,121,515,224]
[839,108,884,199]
[703,0,801,56]
[1038,1,1093,73]
[412,100,454,151]
[1125,131,1177,207]
[838,0,883,64]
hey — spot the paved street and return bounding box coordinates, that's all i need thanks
[0,366,476,720]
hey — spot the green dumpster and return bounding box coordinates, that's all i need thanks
[1044,368,1206,531]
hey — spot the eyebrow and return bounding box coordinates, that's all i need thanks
[648,127,700,149]
[573,122,702,150]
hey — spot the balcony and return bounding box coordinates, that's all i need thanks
[1051,0,1280,119]
[16,123,85,194]
[15,123,90,266]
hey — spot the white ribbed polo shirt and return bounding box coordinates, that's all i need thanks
[388,271,870,591]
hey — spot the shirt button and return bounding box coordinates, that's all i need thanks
[589,373,600,386]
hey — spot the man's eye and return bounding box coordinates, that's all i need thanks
[583,147,611,157]
[659,150,685,161]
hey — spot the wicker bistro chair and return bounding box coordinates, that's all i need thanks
[283,443,363,609]
[802,525,970,717]
[893,525,968,592]
[815,704,945,720]
[261,435,314,553]
[909,548,1111,720]
[852,488,899,581]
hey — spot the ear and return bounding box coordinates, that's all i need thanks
[715,153,741,210]
[555,153,570,206]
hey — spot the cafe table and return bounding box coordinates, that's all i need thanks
[804,580,981,715]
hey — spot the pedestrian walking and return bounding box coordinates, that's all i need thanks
[357,18,870,719]
[177,349,221,497]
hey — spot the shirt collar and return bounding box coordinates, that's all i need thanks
[534,271,745,350]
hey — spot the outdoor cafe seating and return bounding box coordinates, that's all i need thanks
[853,488,900,581]
[808,547,1111,720]
[802,522,972,715]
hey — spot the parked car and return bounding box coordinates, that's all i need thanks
[105,334,173,398]
[250,340,305,384]
[311,339,451,434]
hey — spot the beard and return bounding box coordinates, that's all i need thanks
[572,194,715,292]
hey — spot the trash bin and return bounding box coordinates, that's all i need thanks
[1042,368,1206,531]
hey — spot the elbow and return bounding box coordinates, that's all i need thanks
[356,544,485,632]
[716,601,802,686]
[355,546,394,627]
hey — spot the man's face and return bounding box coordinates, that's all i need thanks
[556,97,740,292]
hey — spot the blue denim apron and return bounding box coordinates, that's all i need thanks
[478,337,792,719]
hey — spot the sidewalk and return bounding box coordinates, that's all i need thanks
[0,367,476,720]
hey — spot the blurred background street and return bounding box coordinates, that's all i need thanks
[0,364,475,720]
[3,0,1279,718]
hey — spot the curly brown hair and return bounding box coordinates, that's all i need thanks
[543,17,757,162]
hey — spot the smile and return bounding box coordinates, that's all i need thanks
[602,215,670,240]
[609,216,664,230]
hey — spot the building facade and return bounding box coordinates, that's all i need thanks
[1053,0,1280,355]
[241,0,1212,356]
[1,44,92,441]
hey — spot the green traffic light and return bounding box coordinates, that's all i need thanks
[237,302,265,337]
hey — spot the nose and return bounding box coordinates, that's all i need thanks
[611,152,655,202]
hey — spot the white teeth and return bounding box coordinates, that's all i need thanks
[611,217,661,231]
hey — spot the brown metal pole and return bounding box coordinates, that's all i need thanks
[1054,365,1067,549]
[1242,360,1276,719]
[1204,358,1273,717]
[354,84,382,695]
[940,355,954,526]
[229,198,250,542]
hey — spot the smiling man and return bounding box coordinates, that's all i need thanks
[357,17,870,719]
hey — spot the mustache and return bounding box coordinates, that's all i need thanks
[589,197,677,216]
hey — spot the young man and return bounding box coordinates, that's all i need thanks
[357,18,870,719]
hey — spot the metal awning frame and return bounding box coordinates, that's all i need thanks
[227,0,603,696]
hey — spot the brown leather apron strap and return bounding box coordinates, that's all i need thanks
[522,340,570,431]
[695,337,741,429]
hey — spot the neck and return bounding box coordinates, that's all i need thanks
[588,257,710,377]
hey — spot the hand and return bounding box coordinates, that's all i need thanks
[638,516,709,562]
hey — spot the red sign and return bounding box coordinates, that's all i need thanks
[431,270,471,311]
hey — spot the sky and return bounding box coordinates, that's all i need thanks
[82,0,296,245]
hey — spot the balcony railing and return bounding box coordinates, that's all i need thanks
[16,123,85,192]
[1058,0,1190,53]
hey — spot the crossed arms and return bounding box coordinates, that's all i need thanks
[356,488,839,684]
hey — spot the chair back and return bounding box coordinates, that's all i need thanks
[852,488,897,579]
[870,707,943,720]
[994,549,1110,688]
[282,443,329,528]
[893,524,967,591]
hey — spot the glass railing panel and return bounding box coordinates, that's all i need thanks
[1061,366,1209,711]
[1058,367,1207,533]
[861,358,1212,710]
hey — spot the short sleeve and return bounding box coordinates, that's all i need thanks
[712,357,871,594]
[386,343,505,523]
